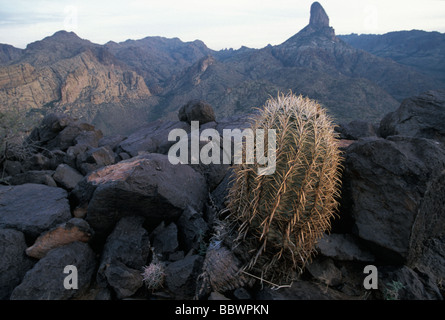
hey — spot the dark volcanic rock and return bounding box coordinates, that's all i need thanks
[165,254,204,299]
[75,153,207,237]
[0,229,35,300]
[315,233,375,262]
[151,221,179,257]
[0,184,71,238]
[4,170,57,187]
[10,242,96,300]
[97,216,150,299]
[377,266,442,300]
[177,206,208,252]
[336,120,378,140]
[178,100,216,125]
[53,164,83,190]
[343,136,445,261]
[408,169,445,284]
[380,89,445,143]
[118,120,190,157]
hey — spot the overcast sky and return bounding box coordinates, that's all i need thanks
[1,0,444,50]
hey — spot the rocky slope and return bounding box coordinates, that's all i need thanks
[1,2,444,135]
[1,89,444,300]
[340,30,445,83]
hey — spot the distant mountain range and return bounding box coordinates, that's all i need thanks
[1,2,444,135]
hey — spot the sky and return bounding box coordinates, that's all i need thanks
[0,0,444,51]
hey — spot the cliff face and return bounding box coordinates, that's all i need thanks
[0,32,152,134]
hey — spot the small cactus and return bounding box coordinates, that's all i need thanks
[224,92,343,286]
[141,249,165,291]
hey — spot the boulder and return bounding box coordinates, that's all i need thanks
[165,254,204,299]
[335,120,378,140]
[26,218,94,259]
[46,121,100,151]
[342,136,445,261]
[10,242,96,300]
[177,206,209,252]
[0,184,71,238]
[178,100,216,125]
[118,120,190,157]
[408,169,445,284]
[3,160,22,176]
[74,153,207,236]
[76,146,116,175]
[4,170,57,187]
[315,233,375,262]
[0,229,35,300]
[376,266,442,300]
[53,164,84,190]
[151,222,179,258]
[97,216,150,298]
[98,134,126,151]
[26,113,75,146]
[380,89,445,143]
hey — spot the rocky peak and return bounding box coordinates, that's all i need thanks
[309,2,330,28]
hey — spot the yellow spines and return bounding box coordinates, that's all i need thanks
[226,92,343,286]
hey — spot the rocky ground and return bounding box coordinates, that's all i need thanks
[1,90,444,300]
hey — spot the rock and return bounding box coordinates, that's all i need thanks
[316,233,375,262]
[377,266,442,300]
[3,160,22,176]
[97,216,150,298]
[10,242,96,300]
[208,292,230,300]
[255,279,352,300]
[178,100,216,125]
[0,229,35,300]
[46,121,98,151]
[98,134,126,151]
[380,89,445,143]
[76,153,207,237]
[0,184,71,238]
[306,258,343,287]
[151,222,179,257]
[26,113,75,146]
[53,164,84,190]
[101,260,143,299]
[74,130,103,148]
[233,287,252,300]
[76,146,116,175]
[165,254,204,299]
[4,170,57,187]
[309,2,330,28]
[177,206,208,252]
[336,120,378,140]
[408,170,445,284]
[342,136,445,261]
[26,218,94,259]
[118,120,190,157]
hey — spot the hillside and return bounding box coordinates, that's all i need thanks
[340,30,445,83]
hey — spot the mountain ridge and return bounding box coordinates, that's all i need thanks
[1,2,444,135]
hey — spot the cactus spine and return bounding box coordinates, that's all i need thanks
[225,92,343,286]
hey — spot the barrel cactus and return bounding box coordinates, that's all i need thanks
[203,93,343,289]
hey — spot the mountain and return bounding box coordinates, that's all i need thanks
[339,30,445,83]
[150,2,443,123]
[1,2,444,135]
